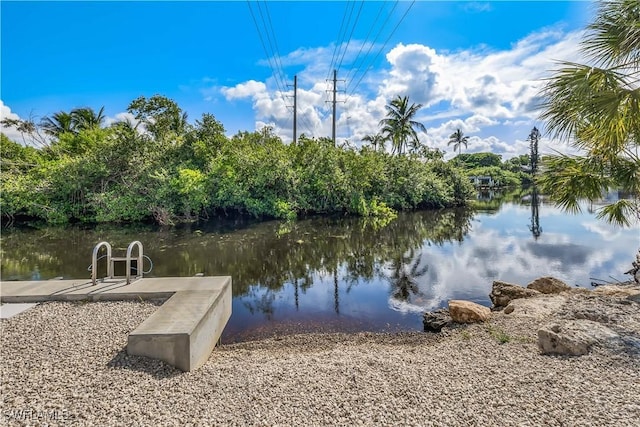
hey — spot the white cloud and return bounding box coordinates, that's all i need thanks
[386,209,640,313]
[381,44,440,105]
[380,28,583,121]
[217,27,585,153]
[221,80,268,101]
[0,101,47,147]
[104,112,138,127]
[1,100,24,142]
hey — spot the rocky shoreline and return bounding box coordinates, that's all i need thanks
[2,280,640,426]
[424,277,640,358]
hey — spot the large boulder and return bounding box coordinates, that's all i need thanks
[490,281,540,308]
[538,320,619,356]
[423,309,452,333]
[527,277,571,294]
[448,300,491,323]
[503,295,567,318]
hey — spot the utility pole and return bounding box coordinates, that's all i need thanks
[325,69,344,146]
[293,75,297,144]
[287,75,298,144]
[332,69,337,146]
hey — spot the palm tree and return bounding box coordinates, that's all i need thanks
[361,133,387,151]
[40,106,106,138]
[379,95,426,155]
[448,128,469,156]
[538,0,639,226]
[71,106,105,131]
[40,111,75,137]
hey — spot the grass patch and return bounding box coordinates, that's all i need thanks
[486,325,511,344]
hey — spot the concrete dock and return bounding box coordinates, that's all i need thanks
[1,276,232,372]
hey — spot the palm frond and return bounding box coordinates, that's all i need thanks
[596,198,639,227]
[539,154,612,213]
[540,62,638,157]
[582,0,640,69]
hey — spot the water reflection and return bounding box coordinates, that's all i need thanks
[385,247,430,306]
[529,186,542,240]
[1,189,637,342]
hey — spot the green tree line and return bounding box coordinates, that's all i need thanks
[1,95,474,225]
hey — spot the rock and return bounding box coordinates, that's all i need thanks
[592,285,640,297]
[538,320,619,356]
[448,300,491,323]
[628,294,640,304]
[423,309,452,332]
[527,277,571,294]
[490,281,540,308]
[502,295,566,318]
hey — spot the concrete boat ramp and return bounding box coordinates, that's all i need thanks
[1,276,232,372]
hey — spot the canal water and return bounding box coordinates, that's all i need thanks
[1,190,638,342]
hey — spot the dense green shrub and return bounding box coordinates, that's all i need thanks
[1,105,474,224]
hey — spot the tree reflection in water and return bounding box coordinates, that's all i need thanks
[1,207,475,335]
[243,287,276,320]
[4,194,636,339]
[529,186,542,240]
[385,247,430,305]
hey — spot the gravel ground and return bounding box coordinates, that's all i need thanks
[1,300,639,426]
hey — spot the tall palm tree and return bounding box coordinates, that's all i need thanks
[379,95,426,155]
[538,0,639,226]
[361,133,387,151]
[40,111,75,137]
[71,106,105,131]
[447,128,469,156]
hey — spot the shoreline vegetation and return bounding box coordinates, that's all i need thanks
[0,113,473,226]
[1,0,637,230]
[1,95,538,227]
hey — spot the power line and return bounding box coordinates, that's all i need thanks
[344,1,388,85]
[336,0,365,74]
[259,1,316,137]
[332,1,357,74]
[298,105,316,137]
[257,1,289,101]
[346,1,400,95]
[348,0,416,98]
[289,84,315,137]
[325,1,362,112]
[247,1,283,96]
[248,0,309,137]
[327,1,355,82]
[254,1,289,109]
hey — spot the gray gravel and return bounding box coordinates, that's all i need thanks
[1,300,639,426]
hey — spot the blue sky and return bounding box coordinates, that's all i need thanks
[1,1,593,158]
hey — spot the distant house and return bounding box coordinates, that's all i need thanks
[520,165,532,173]
[469,175,499,188]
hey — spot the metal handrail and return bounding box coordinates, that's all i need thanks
[125,241,144,284]
[91,242,112,285]
[91,241,145,285]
